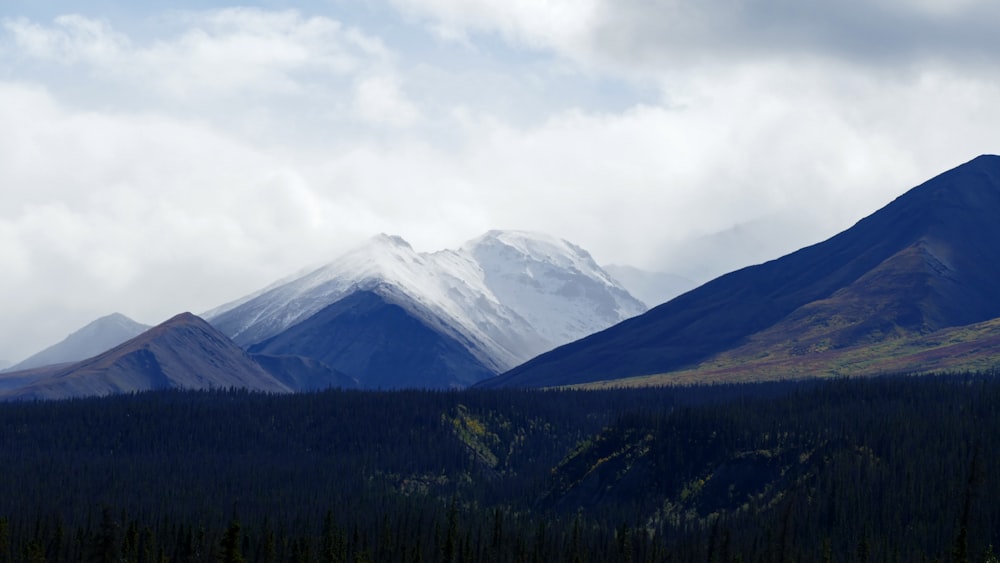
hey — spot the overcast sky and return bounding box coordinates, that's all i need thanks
[1,0,999,363]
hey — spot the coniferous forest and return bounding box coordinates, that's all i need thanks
[0,373,999,562]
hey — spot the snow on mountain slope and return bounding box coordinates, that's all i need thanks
[207,231,646,372]
[464,231,647,347]
[209,234,536,370]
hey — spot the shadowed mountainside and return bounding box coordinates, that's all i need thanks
[249,288,495,389]
[482,155,1000,387]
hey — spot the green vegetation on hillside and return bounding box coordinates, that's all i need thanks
[591,317,1000,387]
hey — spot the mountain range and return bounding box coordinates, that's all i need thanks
[0,313,356,400]
[482,154,1000,388]
[2,230,645,397]
[7,155,1000,398]
[207,230,646,388]
[0,313,288,400]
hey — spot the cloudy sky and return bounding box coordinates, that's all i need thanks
[1,0,998,363]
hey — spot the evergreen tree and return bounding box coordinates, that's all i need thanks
[0,517,9,563]
[219,519,246,563]
[95,506,120,563]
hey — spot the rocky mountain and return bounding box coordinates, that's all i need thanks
[249,289,495,389]
[209,233,533,371]
[208,230,645,388]
[464,231,646,347]
[481,154,1000,387]
[7,313,150,372]
[603,264,696,307]
[0,313,299,401]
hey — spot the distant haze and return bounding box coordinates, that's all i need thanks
[603,265,695,308]
[7,313,150,372]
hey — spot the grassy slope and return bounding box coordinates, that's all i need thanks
[577,317,1000,388]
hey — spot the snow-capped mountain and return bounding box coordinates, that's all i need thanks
[8,313,151,372]
[464,231,647,347]
[210,233,533,372]
[207,231,646,386]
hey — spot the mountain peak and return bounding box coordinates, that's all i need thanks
[467,229,590,258]
[479,229,559,242]
[463,230,646,347]
[463,229,620,290]
[967,154,1000,166]
[207,229,646,387]
[161,312,201,326]
[335,234,424,278]
[371,233,413,250]
[101,312,134,322]
[143,312,212,339]
[904,153,1000,202]
[80,312,148,331]
[7,312,151,372]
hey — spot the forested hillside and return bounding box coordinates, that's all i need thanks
[0,374,997,562]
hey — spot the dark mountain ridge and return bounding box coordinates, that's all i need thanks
[483,155,1000,387]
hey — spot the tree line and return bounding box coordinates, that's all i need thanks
[0,374,997,561]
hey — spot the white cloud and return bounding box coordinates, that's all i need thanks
[391,0,598,52]
[0,82,350,355]
[0,3,998,362]
[394,0,1000,75]
[1,9,398,141]
[3,14,130,64]
[353,73,421,126]
[138,9,388,99]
